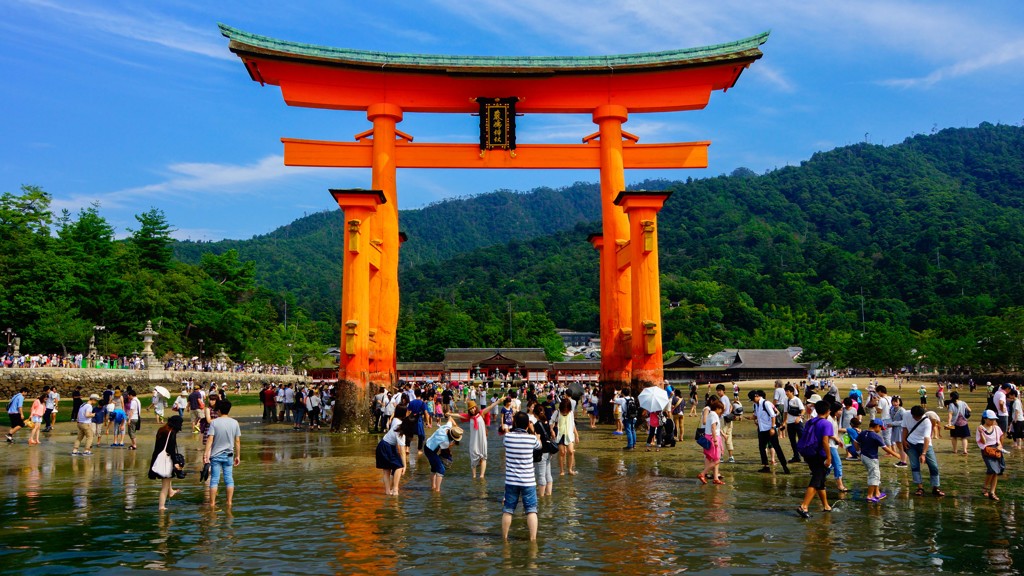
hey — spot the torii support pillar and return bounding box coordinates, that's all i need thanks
[330,188,385,432]
[614,191,672,389]
[594,105,632,394]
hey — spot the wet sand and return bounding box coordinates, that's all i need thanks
[1,378,1021,574]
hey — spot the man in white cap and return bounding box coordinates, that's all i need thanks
[72,394,100,455]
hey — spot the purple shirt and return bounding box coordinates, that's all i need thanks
[804,417,835,458]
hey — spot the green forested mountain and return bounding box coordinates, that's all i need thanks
[397,123,1024,368]
[174,122,1024,370]
[173,183,602,323]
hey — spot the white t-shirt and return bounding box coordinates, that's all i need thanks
[773,387,787,406]
[903,413,933,444]
[613,397,627,415]
[876,396,892,422]
[1012,398,1024,423]
[704,411,720,436]
[128,398,142,421]
[785,396,804,425]
[993,390,1008,416]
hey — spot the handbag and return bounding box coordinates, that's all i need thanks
[695,426,712,450]
[983,445,1002,459]
[150,432,174,478]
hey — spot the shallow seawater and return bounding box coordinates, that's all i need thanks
[1,418,1022,575]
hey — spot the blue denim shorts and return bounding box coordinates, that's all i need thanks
[502,484,538,515]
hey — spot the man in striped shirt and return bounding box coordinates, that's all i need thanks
[502,411,542,541]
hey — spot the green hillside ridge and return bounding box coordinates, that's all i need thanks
[394,123,1024,368]
[173,183,603,323]
[167,122,1024,370]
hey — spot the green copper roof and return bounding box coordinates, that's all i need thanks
[219,23,768,74]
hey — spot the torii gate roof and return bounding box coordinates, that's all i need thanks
[219,24,768,114]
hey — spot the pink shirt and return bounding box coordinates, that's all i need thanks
[30,399,46,418]
[976,424,1003,450]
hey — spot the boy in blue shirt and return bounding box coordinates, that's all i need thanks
[854,418,901,503]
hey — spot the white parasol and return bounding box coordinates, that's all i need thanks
[154,385,171,399]
[637,386,670,413]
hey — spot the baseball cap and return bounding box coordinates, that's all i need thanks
[869,418,885,429]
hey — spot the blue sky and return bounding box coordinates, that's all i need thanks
[3,0,1023,241]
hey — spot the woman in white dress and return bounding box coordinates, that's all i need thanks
[455,397,502,479]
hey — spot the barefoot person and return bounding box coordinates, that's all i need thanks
[946,391,971,455]
[203,399,241,509]
[501,412,542,542]
[554,397,579,475]
[977,409,1006,501]
[455,398,502,479]
[376,405,407,495]
[423,415,463,493]
[149,415,184,511]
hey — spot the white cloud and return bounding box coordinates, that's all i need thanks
[49,155,336,214]
[13,0,233,61]
[880,38,1024,89]
[428,0,1021,90]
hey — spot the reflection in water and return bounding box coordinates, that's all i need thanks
[1,426,1022,574]
[331,468,397,574]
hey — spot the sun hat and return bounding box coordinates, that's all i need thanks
[851,383,858,390]
[809,394,822,404]
[982,409,998,420]
[467,400,478,411]
[449,423,464,442]
[88,394,101,401]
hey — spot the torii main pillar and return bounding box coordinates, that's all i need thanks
[330,189,385,429]
[593,105,633,396]
[615,191,672,389]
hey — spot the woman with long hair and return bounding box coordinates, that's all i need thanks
[531,403,555,496]
[555,397,579,476]
[946,391,971,455]
[454,397,503,479]
[671,388,685,441]
[150,415,184,511]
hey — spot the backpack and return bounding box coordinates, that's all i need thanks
[796,417,827,458]
[624,397,638,420]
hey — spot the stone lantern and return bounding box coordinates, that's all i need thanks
[138,320,160,371]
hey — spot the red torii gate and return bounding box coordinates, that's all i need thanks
[220,24,768,429]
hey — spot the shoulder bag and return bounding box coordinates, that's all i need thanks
[150,432,174,479]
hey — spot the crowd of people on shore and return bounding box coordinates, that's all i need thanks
[0,350,297,375]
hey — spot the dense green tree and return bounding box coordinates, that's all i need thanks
[129,208,175,271]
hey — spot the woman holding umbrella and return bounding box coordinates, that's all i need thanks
[638,385,670,451]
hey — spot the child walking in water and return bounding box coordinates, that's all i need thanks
[28,393,46,445]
